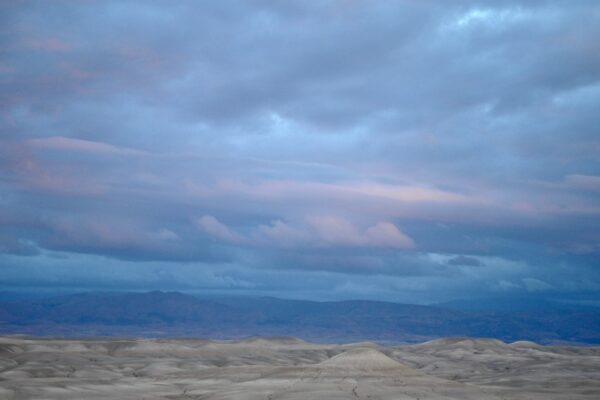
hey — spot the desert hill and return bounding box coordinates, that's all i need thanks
[1,336,599,399]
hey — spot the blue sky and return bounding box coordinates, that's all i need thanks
[1,1,599,303]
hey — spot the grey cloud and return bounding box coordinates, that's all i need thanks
[447,255,484,267]
[0,1,599,302]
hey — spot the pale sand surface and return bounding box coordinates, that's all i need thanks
[1,336,599,399]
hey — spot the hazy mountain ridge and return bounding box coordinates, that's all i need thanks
[1,291,599,344]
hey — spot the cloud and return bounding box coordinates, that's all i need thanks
[196,215,247,244]
[197,215,415,250]
[22,38,72,53]
[305,216,364,247]
[0,235,40,257]
[0,1,599,301]
[27,136,145,156]
[304,217,415,249]
[447,255,484,267]
[365,222,415,249]
[522,278,553,292]
[254,219,310,249]
[150,229,180,241]
[566,174,600,192]
[495,280,521,292]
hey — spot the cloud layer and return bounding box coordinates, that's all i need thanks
[1,0,599,302]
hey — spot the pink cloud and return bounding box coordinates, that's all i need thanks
[198,214,415,250]
[306,215,364,246]
[5,141,105,195]
[347,183,472,203]
[47,218,182,255]
[0,64,15,74]
[27,136,145,156]
[196,215,246,244]
[23,38,72,52]
[52,218,143,248]
[365,222,415,249]
[307,216,415,249]
[183,177,489,227]
[187,178,474,205]
[59,62,95,80]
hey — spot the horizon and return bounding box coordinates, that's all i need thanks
[1,1,600,307]
[2,287,599,310]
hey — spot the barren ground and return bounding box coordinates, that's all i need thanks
[1,336,599,399]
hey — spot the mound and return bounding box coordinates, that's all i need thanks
[340,341,380,349]
[319,348,410,371]
[510,340,542,349]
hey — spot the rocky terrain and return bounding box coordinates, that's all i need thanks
[1,336,599,399]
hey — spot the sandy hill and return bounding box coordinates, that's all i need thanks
[318,347,412,371]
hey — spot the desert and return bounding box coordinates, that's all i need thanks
[1,336,599,399]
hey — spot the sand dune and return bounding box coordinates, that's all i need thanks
[0,336,598,399]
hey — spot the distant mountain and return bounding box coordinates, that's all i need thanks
[0,291,237,325]
[1,291,599,344]
[436,295,600,313]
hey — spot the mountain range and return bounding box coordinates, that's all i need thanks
[1,291,599,344]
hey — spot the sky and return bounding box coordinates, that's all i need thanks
[1,0,599,304]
